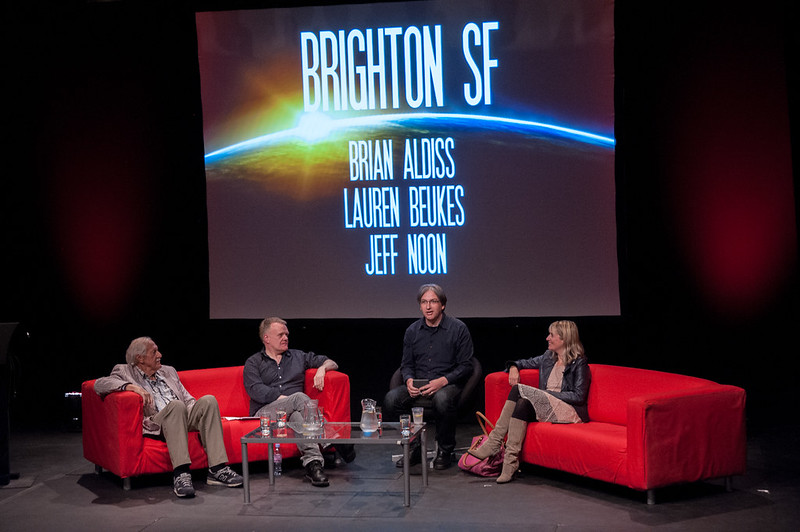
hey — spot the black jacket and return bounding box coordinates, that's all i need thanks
[507,351,591,422]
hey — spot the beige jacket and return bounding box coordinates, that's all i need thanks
[94,364,196,435]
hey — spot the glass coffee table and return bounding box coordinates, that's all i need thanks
[241,421,428,507]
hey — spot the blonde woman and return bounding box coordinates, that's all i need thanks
[467,320,591,483]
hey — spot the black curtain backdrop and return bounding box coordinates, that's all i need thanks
[2,0,797,428]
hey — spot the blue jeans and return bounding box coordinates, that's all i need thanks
[383,383,462,453]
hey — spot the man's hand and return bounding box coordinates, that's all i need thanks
[406,378,422,398]
[125,383,153,409]
[313,368,326,391]
[419,376,448,396]
[313,359,338,391]
[508,366,520,386]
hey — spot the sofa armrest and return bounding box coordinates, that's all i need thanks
[81,379,147,478]
[484,370,539,423]
[626,384,747,490]
[303,369,351,422]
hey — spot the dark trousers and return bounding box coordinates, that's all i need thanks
[383,383,462,453]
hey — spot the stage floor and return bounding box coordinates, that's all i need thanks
[2,422,799,531]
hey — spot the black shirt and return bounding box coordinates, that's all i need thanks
[401,313,474,385]
[243,348,329,415]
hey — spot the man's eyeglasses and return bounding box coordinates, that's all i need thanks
[420,299,441,306]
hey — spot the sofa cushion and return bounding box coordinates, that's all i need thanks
[179,366,251,417]
[522,422,628,485]
[586,364,716,425]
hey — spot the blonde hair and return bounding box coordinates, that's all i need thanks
[549,320,585,364]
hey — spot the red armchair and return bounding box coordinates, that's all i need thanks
[82,365,350,489]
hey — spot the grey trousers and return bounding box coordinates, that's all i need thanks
[254,392,324,466]
[153,395,229,470]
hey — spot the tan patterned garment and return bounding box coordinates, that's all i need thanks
[517,362,582,423]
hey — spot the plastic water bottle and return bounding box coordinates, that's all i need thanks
[273,444,282,477]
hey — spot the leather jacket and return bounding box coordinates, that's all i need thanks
[507,351,591,422]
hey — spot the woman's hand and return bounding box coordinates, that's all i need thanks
[508,366,520,386]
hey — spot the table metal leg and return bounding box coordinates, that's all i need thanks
[268,443,275,486]
[242,441,250,504]
[420,427,428,486]
[403,440,411,507]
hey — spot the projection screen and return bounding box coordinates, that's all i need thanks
[196,0,618,319]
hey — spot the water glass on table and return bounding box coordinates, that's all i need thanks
[399,414,411,437]
[260,413,271,437]
[276,410,287,428]
[412,407,423,426]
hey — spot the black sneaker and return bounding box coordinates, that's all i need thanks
[207,466,243,487]
[304,461,329,487]
[173,472,195,498]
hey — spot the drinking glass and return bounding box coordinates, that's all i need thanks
[399,414,411,437]
[260,413,271,437]
[303,400,320,431]
[412,407,423,425]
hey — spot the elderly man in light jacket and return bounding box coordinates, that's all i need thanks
[94,336,242,497]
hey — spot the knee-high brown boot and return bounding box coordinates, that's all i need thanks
[468,400,515,460]
[497,418,527,483]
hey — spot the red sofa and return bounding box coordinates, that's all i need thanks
[484,364,746,503]
[82,365,350,489]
